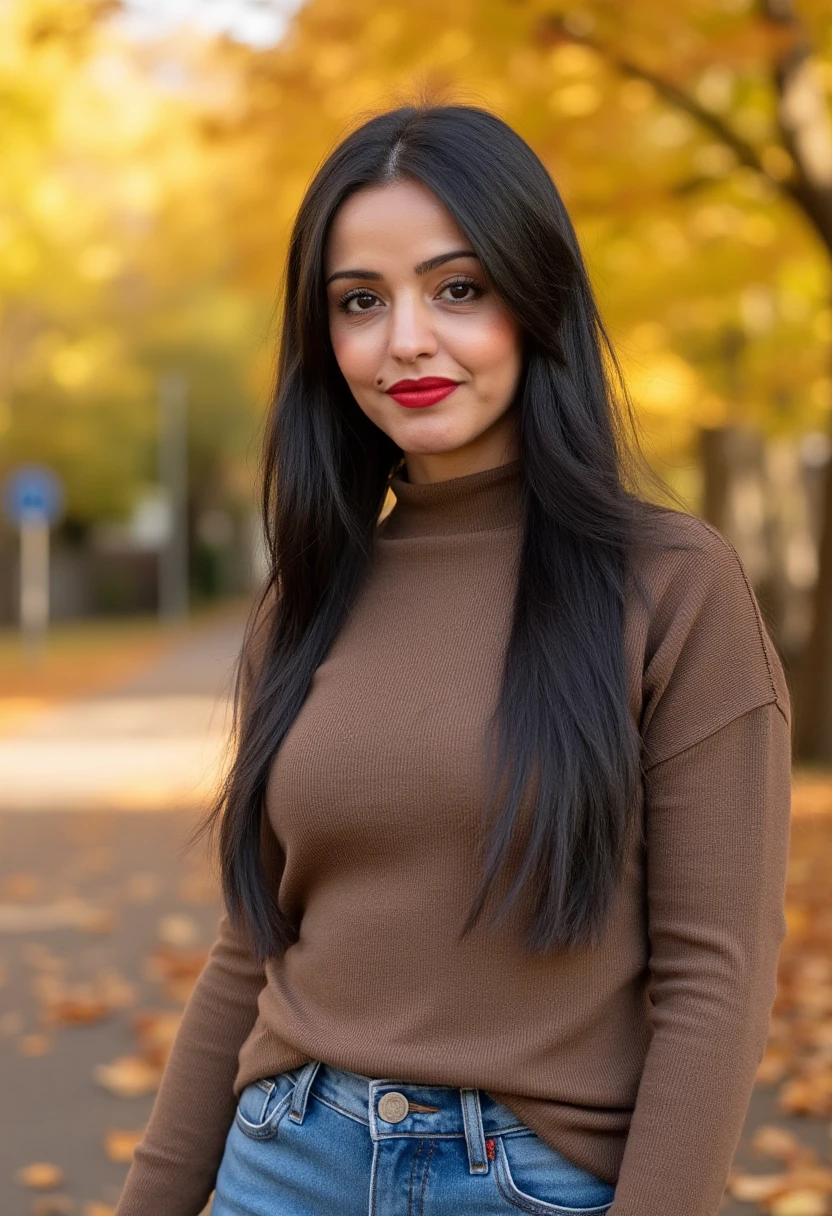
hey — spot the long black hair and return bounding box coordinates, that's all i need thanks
[190,102,692,962]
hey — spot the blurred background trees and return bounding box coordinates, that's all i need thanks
[0,0,266,616]
[1,0,831,757]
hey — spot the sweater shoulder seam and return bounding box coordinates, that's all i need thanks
[690,516,780,706]
[642,693,781,772]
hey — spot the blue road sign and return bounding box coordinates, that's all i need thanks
[2,465,64,526]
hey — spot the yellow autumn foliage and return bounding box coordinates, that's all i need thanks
[0,0,830,521]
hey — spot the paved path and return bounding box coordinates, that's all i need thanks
[0,810,221,1215]
[0,612,247,1209]
[111,612,246,698]
[0,612,246,813]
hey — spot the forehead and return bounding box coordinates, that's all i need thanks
[324,179,468,272]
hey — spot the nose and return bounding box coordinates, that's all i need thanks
[387,290,438,363]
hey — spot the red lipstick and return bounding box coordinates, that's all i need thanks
[386,377,460,408]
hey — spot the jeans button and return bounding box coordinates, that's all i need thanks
[378,1091,409,1123]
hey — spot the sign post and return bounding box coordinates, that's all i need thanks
[158,372,189,621]
[2,465,64,653]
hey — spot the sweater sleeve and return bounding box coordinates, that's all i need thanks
[610,520,793,1216]
[609,701,792,1216]
[113,910,269,1216]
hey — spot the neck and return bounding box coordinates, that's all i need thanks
[381,457,523,539]
[400,431,520,486]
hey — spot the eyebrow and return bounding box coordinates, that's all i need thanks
[325,248,478,287]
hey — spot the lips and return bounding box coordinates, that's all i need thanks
[386,377,461,409]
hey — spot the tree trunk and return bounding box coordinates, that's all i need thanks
[795,432,832,759]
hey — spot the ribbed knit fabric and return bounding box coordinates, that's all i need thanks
[115,458,792,1216]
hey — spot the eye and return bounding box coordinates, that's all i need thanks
[337,289,380,315]
[439,275,485,304]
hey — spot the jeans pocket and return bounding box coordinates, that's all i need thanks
[234,1070,298,1141]
[493,1131,615,1215]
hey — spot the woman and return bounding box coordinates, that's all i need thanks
[115,104,792,1216]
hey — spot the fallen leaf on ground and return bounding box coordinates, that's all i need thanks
[44,989,116,1026]
[103,1129,145,1163]
[0,900,113,934]
[769,1190,829,1216]
[729,1167,832,1212]
[143,945,207,1004]
[727,1172,789,1203]
[752,1125,817,1166]
[93,1056,162,1098]
[156,913,200,948]
[31,970,136,1027]
[779,1075,832,1117]
[94,968,137,1010]
[15,1163,65,1189]
[130,1009,182,1067]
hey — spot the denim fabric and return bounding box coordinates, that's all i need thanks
[212,1059,616,1215]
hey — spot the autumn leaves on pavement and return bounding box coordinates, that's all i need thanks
[724,804,832,1216]
[1,610,243,1215]
[3,830,219,1216]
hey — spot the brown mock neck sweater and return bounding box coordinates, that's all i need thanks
[115,458,792,1216]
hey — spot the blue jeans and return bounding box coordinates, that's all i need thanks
[212,1059,616,1215]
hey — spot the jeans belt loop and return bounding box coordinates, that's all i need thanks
[289,1060,322,1124]
[459,1088,489,1175]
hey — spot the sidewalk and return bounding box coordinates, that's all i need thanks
[0,607,245,1214]
[0,606,247,813]
[0,808,221,1216]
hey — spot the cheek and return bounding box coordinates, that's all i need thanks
[451,311,522,383]
[329,321,380,386]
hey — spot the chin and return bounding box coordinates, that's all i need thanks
[397,439,473,459]
[388,420,474,452]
